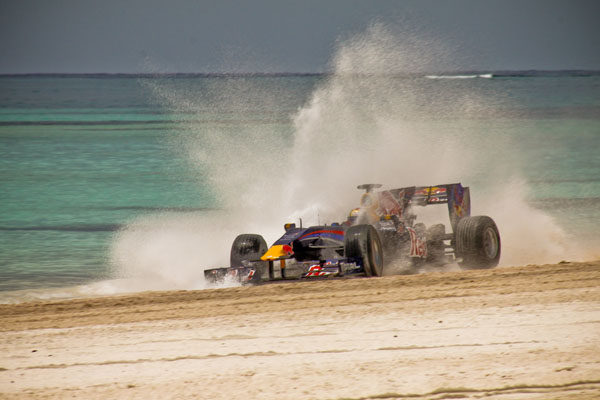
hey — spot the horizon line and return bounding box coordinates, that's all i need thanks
[1,69,599,78]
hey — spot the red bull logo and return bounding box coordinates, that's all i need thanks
[415,186,447,196]
[378,190,403,217]
[282,244,293,256]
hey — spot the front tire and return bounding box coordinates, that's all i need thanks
[455,216,501,269]
[344,225,384,276]
[230,234,268,280]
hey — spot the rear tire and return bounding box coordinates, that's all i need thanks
[344,225,384,276]
[455,216,501,269]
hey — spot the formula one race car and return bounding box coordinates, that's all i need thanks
[204,183,501,284]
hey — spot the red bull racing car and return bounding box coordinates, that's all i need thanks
[204,183,501,284]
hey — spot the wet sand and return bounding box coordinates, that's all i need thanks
[1,260,599,399]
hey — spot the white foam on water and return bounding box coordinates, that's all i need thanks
[425,73,493,79]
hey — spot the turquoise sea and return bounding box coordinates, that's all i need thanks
[1,73,599,301]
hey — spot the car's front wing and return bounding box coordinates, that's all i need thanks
[203,259,362,285]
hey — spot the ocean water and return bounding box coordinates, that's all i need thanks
[1,71,599,302]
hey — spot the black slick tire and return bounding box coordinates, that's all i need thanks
[344,224,384,277]
[455,216,501,269]
[230,233,268,270]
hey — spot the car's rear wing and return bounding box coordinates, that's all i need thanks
[384,183,471,231]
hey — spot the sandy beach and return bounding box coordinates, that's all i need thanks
[1,260,599,399]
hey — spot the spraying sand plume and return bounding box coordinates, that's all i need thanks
[109,23,582,293]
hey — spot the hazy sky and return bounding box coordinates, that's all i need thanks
[1,0,599,73]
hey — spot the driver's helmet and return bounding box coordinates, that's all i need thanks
[347,208,360,223]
